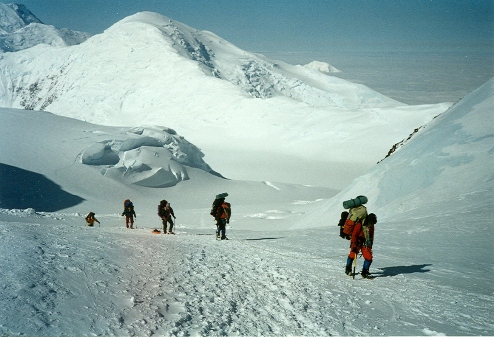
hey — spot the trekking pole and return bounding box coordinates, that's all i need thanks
[353,254,357,280]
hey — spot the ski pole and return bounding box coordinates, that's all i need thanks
[353,254,357,280]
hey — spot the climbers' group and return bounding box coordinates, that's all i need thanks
[85,194,233,240]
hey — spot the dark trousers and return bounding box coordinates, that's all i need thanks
[162,216,174,232]
[216,218,226,238]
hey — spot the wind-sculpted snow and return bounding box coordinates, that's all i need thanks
[0,109,220,199]
[81,126,215,187]
[304,61,341,74]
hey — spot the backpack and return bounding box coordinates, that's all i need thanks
[210,199,231,220]
[342,205,367,236]
[158,199,168,217]
[210,198,224,217]
[85,212,93,222]
[362,213,377,246]
[365,213,377,227]
[222,202,231,221]
[338,211,349,239]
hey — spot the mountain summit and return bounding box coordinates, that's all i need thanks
[0,2,41,33]
[113,13,353,104]
[0,2,90,52]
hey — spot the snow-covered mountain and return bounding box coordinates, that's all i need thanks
[0,2,90,52]
[0,2,41,33]
[0,11,398,107]
[0,10,451,187]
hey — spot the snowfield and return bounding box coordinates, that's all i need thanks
[0,79,493,336]
[0,5,493,337]
[1,213,492,336]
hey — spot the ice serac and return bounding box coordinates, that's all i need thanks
[80,126,216,187]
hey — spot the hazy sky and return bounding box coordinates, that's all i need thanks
[11,0,494,103]
[16,0,493,53]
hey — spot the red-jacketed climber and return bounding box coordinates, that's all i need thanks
[345,213,377,278]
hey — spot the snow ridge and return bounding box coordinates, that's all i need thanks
[0,2,42,34]
[149,15,380,105]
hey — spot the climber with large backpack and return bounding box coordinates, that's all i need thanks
[341,195,377,278]
[158,199,176,234]
[122,199,136,229]
[210,193,231,240]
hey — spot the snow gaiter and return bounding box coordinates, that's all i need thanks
[363,259,372,271]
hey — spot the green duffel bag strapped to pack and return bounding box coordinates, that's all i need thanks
[342,195,368,209]
[216,192,228,199]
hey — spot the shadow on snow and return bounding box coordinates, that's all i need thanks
[245,237,285,241]
[375,264,432,277]
[0,163,85,212]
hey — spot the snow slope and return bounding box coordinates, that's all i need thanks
[0,11,450,187]
[323,78,494,221]
[0,78,493,336]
